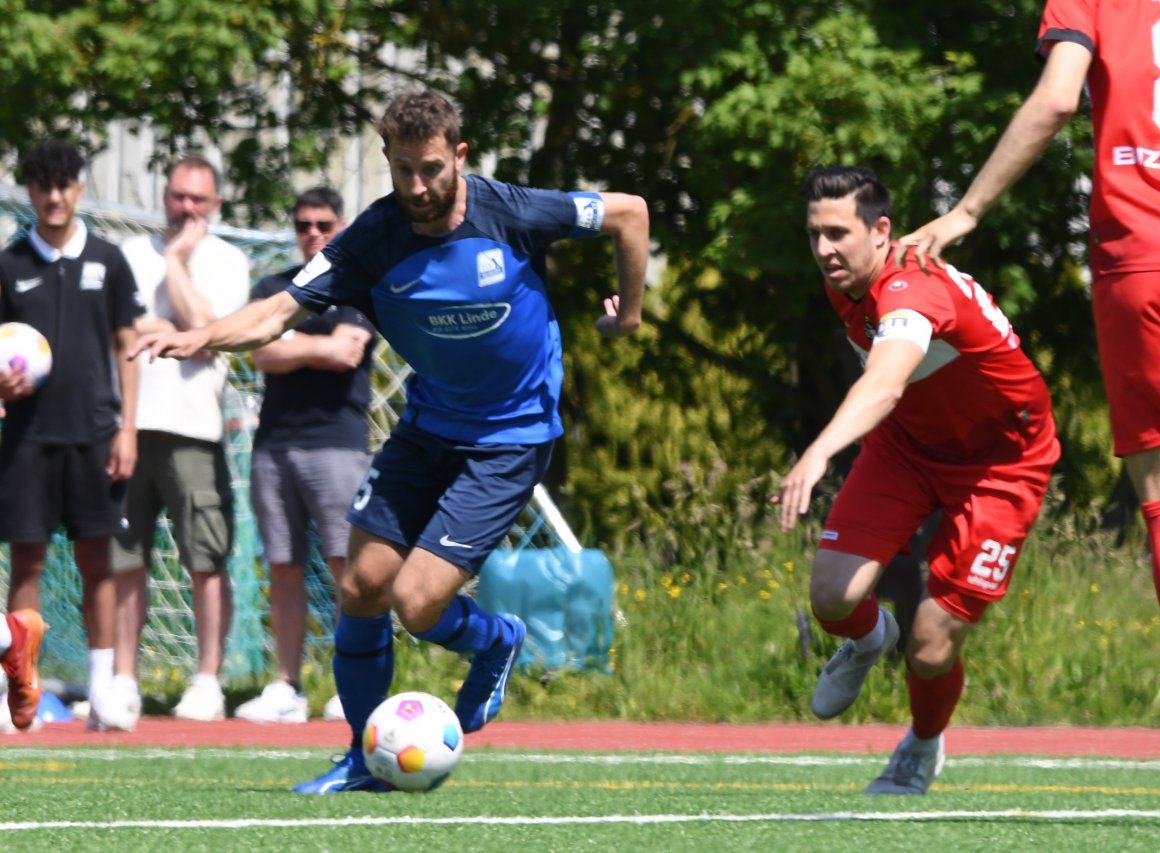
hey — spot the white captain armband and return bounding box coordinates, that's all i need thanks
[571,193,606,233]
[875,308,933,353]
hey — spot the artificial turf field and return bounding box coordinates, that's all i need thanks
[1,720,1158,852]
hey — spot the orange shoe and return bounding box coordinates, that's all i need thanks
[2,610,46,731]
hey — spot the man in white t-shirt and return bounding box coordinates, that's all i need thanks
[102,155,250,730]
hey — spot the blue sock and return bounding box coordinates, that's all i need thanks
[332,612,395,760]
[413,595,507,654]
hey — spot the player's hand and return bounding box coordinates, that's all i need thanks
[595,294,641,339]
[893,207,978,273]
[771,447,829,532]
[129,329,210,362]
[0,367,34,403]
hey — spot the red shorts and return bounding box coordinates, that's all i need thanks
[1092,270,1160,456]
[819,422,1059,623]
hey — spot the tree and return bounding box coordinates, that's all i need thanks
[0,1,1106,547]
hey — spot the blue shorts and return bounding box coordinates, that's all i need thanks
[348,422,553,574]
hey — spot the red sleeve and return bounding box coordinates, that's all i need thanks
[874,268,957,337]
[1038,0,1096,58]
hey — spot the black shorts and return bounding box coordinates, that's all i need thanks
[0,435,126,543]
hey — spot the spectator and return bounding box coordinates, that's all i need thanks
[107,155,250,728]
[0,139,142,731]
[235,187,374,724]
[131,88,648,793]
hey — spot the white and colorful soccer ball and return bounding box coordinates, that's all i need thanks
[0,322,52,389]
[362,691,464,792]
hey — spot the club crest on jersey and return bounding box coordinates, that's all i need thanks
[888,279,908,291]
[80,262,107,291]
[477,249,505,287]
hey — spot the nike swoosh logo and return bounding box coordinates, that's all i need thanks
[439,534,472,549]
[15,278,41,293]
[389,278,422,294]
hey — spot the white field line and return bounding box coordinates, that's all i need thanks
[2,810,1160,831]
[1,748,1160,771]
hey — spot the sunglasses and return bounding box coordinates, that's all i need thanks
[294,219,337,235]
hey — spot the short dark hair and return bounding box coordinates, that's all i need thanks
[167,154,222,193]
[19,140,84,188]
[293,186,343,218]
[801,166,892,228]
[375,89,461,150]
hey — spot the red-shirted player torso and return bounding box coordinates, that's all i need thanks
[827,248,1055,464]
[1039,0,1160,274]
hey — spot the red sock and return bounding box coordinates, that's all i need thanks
[813,595,880,640]
[908,658,964,740]
[1141,501,1160,607]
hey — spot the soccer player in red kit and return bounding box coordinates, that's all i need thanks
[896,0,1160,605]
[777,166,1060,794]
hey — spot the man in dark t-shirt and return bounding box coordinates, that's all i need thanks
[234,187,375,725]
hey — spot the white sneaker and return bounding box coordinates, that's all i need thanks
[322,693,345,721]
[88,679,141,732]
[0,675,15,734]
[866,730,946,795]
[173,680,226,722]
[235,680,308,723]
[811,607,900,719]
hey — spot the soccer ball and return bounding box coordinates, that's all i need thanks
[362,691,464,792]
[0,322,52,389]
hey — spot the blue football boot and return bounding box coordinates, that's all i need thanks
[292,752,391,794]
[455,614,526,733]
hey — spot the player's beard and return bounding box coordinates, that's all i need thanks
[401,168,459,224]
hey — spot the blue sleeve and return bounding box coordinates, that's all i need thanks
[289,225,377,319]
[469,178,606,257]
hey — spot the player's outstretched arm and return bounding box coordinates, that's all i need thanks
[894,40,1090,272]
[130,290,309,362]
[773,338,924,531]
[595,192,649,339]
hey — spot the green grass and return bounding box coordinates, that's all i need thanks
[1,746,1158,851]
[362,518,1160,729]
[129,514,1160,730]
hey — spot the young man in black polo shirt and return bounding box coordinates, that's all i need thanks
[0,140,143,732]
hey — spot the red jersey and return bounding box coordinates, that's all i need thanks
[827,248,1055,464]
[1039,0,1160,275]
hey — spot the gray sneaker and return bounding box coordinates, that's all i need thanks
[866,731,946,795]
[810,607,900,719]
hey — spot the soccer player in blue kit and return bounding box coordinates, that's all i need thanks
[131,89,650,792]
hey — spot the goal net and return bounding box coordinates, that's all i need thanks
[0,185,583,689]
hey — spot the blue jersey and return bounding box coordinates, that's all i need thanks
[290,175,605,444]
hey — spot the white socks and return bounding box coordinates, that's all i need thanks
[191,673,222,693]
[88,648,114,700]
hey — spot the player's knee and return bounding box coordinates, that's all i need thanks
[338,569,392,615]
[392,597,442,635]
[907,642,957,679]
[809,577,857,621]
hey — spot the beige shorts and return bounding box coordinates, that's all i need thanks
[111,431,233,573]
